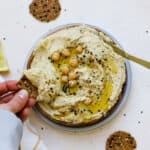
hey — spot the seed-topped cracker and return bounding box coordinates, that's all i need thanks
[17,76,38,99]
[29,0,61,22]
[106,131,137,150]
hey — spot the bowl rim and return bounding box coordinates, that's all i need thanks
[24,23,132,132]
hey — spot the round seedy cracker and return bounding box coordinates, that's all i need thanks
[29,0,61,22]
[106,131,137,150]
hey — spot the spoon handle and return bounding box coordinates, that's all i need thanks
[107,41,150,69]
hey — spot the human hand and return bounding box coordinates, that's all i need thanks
[0,80,36,122]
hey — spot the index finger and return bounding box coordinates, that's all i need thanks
[0,80,19,95]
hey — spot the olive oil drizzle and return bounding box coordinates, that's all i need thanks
[78,77,112,115]
[50,47,117,120]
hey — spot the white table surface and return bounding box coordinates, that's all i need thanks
[0,0,150,149]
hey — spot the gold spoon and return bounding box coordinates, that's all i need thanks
[105,40,150,69]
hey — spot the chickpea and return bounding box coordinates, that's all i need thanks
[60,65,69,75]
[84,98,92,105]
[61,75,68,83]
[51,52,60,61]
[69,80,77,88]
[76,45,83,53]
[69,72,77,80]
[62,48,70,57]
[69,58,78,68]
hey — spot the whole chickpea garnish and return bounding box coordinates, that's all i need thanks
[61,75,68,83]
[69,80,77,88]
[51,52,60,61]
[69,72,77,80]
[76,45,83,53]
[69,58,78,68]
[60,65,69,75]
[84,98,92,105]
[61,48,71,57]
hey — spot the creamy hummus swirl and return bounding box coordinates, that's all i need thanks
[24,25,126,125]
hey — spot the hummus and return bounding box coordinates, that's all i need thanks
[23,25,126,125]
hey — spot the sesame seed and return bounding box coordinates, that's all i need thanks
[140,111,143,114]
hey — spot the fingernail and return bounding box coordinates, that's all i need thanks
[0,76,5,83]
[18,90,28,99]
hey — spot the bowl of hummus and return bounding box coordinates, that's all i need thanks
[18,24,131,131]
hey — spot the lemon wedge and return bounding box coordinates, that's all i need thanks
[0,42,9,72]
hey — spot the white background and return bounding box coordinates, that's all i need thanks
[0,0,150,149]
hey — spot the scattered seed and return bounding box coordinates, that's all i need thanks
[123,113,126,117]
[140,111,143,114]
[74,110,77,115]
[83,109,86,112]
[63,8,67,12]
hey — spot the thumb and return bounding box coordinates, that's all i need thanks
[5,90,29,113]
